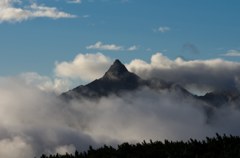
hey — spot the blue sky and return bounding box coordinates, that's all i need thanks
[1,0,240,76]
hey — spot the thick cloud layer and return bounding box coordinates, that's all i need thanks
[54,52,240,94]
[0,77,96,157]
[127,53,240,93]
[1,53,240,157]
[1,75,240,158]
[19,72,70,93]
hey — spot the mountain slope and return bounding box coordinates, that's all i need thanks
[61,59,240,108]
[198,90,240,107]
[61,59,146,99]
[61,59,192,100]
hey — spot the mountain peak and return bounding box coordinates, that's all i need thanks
[61,59,193,100]
[61,59,143,99]
[111,59,128,72]
[113,59,122,65]
[103,59,129,80]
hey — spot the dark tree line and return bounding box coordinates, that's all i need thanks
[40,134,240,158]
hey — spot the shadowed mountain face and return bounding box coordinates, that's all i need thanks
[61,59,187,100]
[61,59,240,107]
[61,59,145,99]
[199,90,240,107]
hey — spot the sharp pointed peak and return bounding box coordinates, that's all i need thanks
[111,59,125,69]
[109,59,128,71]
[113,59,122,65]
[103,59,129,80]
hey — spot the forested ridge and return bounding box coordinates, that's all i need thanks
[40,134,240,158]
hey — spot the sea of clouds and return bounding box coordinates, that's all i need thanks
[1,53,240,158]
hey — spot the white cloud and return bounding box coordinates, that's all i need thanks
[154,26,171,33]
[54,52,240,92]
[19,72,70,93]
[2,53,240,157]
[0,137,34,158]
[55,53,112,81]
[222,50,240,57]
[127,45,138,51]
[0,77,96,157]
[55,144,76,155]
[29,3,76,19]
[0,0,76,22]
[1,76,240,158]
[67,0,82,4]
[127,52,240,92]
[86,41,139,51]
[86,41,124,51]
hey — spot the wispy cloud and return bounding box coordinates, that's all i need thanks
[67,0,82,4]
[86,41,139,52]
[82,14,90,18]
[86,41,124,51]
[154,26,171,33]
[127,45,138,51]
[0,0,76,23]
[222,50,240,57]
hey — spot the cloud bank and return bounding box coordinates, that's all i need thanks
[1,75,240,158]
[1,52,240,158]
[127,53,240,93]
[54,52,240,93]
[0,0,76,22]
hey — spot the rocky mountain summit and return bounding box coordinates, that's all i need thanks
[61,59,185,99]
